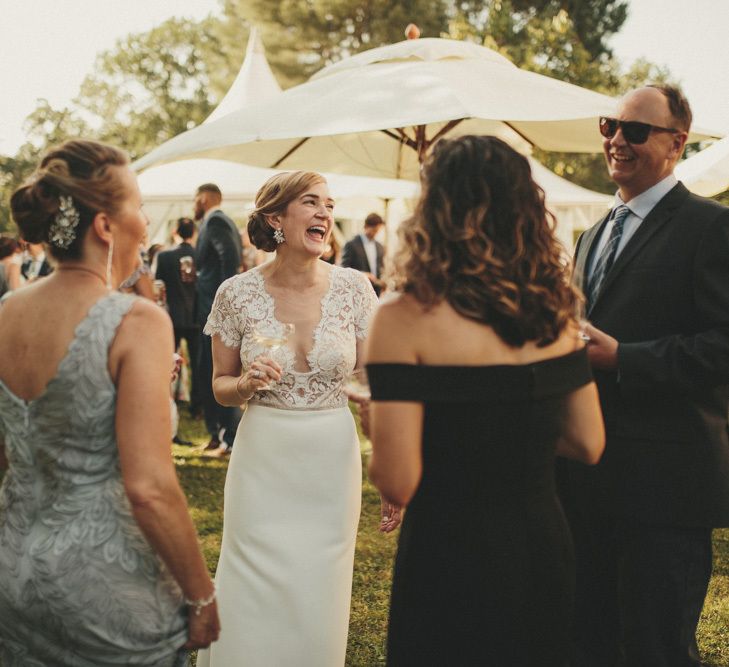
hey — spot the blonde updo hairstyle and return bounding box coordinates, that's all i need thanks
[247,171,326,252]
[10,140,129,261]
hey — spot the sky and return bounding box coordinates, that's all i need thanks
[1,0,728,156]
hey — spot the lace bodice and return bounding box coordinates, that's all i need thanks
[204,265,378,410]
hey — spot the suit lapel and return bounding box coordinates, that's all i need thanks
[354,236,369,271]
[590,183,689,311]
[575,213,609,296]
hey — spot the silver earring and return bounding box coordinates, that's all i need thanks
[106,237,114,289]
[273,228,285,245]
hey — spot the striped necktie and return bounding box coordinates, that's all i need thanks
[587,204,631,308]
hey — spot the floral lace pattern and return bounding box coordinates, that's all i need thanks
[204,265,378,410]
[0,292,187,666]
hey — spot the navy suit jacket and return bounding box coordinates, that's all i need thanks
[155,242,196,329]
[195,211,242,325]
[341,235,384,295]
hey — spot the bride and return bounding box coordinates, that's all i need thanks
[197,171,378,666]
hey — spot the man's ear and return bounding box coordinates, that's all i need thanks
[670,131,689,161]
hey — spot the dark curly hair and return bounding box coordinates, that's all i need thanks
[389,135,580,347]
[10,140,129,261]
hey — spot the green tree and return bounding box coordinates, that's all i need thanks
[224,0,451,85]
[75,16,231,160]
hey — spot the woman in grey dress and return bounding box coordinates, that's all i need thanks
[0,140,219,666]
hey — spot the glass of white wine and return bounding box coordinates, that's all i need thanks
[345,367,370,400]
[252,322,295,388]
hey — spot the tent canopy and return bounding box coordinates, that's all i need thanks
[675,136,729,197]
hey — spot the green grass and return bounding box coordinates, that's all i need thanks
[1,408,726,664]
[173,408,729,666]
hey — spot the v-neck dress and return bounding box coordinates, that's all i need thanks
[197,265,378,667]
[368,349,592,666]
[0,292,188,666]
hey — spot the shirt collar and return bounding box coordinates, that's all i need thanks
[360,232,375,245]
[203,207,223,223]
[613,173,677,221]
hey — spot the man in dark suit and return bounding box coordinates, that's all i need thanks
[194,183,243,453]
[21,242,52,281]
[558,86,729,666]
[340,212,385,295]
[155,217,201,421]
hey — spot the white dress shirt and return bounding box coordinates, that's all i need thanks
[360,233,379,276]
[588,174,678,280]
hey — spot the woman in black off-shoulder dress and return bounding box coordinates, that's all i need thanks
[366,136,605,666]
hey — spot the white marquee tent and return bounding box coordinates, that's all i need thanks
[675,136,729,197]
[138,34,612,249]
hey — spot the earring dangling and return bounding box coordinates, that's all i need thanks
[273,228,285,245]
[105,237,114,289]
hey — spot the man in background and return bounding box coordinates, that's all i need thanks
[194,183,242,454]
[21,242,52,281]
[341,212,385,295]
[155,217,201,425]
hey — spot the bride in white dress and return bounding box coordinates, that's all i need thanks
[197,171,378,666]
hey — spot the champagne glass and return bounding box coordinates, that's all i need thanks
[345,367,370,400]
[252,322,295,387]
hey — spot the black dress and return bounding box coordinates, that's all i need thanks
[367,349,592,667]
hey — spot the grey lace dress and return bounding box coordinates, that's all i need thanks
[0,292,188,666]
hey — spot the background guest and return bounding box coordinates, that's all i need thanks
[321,233,341,265]
[193,182,242,454]
[0,237,23,296]
[156,217,202,421]
[20,241,52,281]
[366,135,604,666]
[0,139,219,664]
[341,212,385,295]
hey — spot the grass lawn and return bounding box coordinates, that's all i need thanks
[174,409,729,666]
[0,410,724,664]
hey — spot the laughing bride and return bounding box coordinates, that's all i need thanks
[197,171,378,666]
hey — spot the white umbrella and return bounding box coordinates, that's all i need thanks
[132,38,633,179]
[675,136,729,197]
[133,38,720,179]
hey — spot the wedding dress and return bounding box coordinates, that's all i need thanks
[197,265,377,667]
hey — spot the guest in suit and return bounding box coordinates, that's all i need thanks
[156,217,201,419]
[194,183,242,454]
[20,242,52,281]
[341,212,385,295]
[558,85,729,666]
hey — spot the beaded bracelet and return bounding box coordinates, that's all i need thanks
[185,585,216,616]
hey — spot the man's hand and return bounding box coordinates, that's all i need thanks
[583,323,619,370]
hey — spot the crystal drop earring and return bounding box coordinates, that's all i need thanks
[273,228,285,244]
[105,237,114,289]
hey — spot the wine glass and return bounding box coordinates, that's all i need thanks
[345,367,370,400]
[252,322,295,387]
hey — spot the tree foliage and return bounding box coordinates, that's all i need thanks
[5,0,722,233]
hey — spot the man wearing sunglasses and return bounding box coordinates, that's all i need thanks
[558,86,729,666]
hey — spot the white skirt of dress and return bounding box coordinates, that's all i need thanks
[197,404,362,667]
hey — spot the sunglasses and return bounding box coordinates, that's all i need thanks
[599,116,681,145]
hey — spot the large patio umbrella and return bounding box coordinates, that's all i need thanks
[675,136,729,197]
[126,39,626,178]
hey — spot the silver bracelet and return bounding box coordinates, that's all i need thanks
[185,584,216,616]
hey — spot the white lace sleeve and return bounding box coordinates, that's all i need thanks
[204,278,244,348]
[351,270,379,340]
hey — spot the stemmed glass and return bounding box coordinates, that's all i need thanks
[252,322,295,388]
[345,367,370,400]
